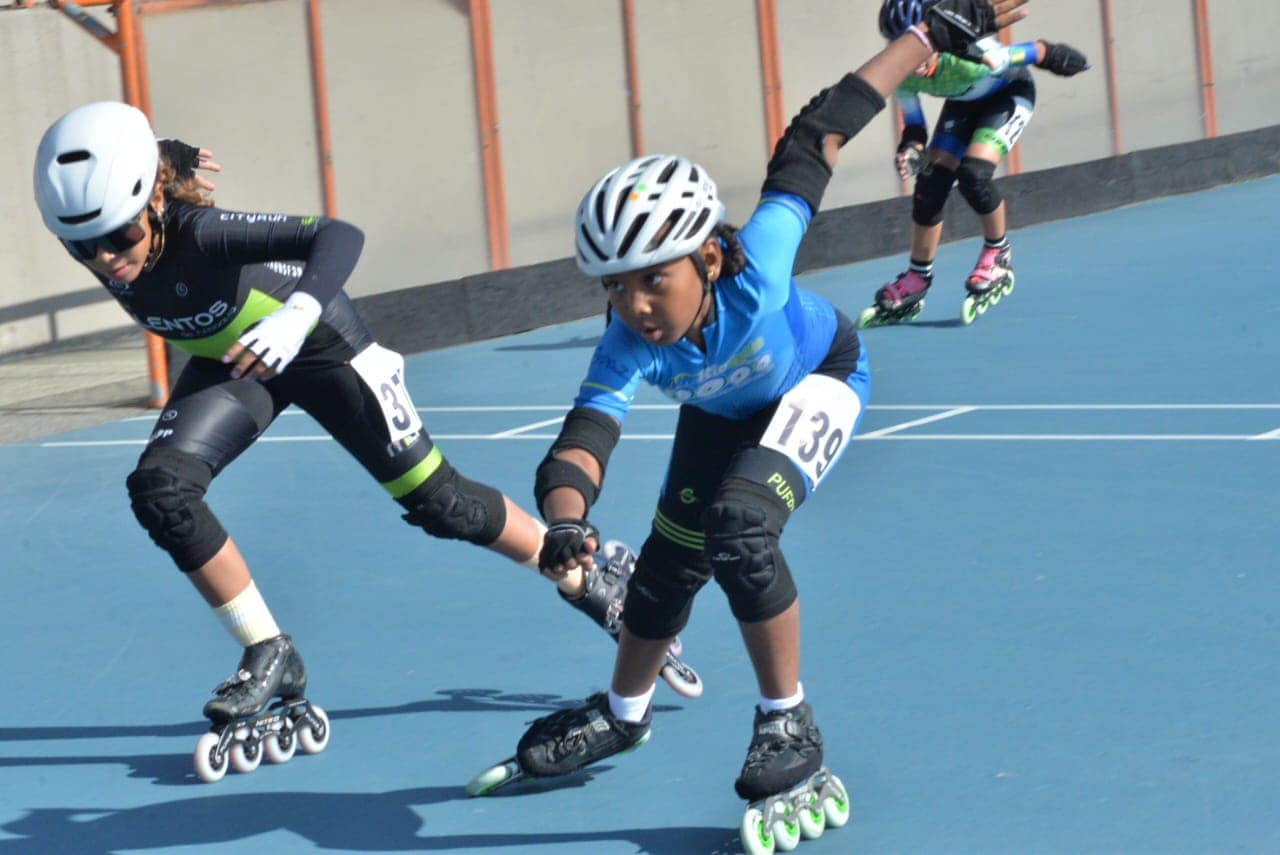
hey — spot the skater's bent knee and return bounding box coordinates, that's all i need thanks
[911,163,956,226]
[400,460,506,545]
[622,536,712,639]
[126,450,226,572]
[955,156,1002,215]
[704,482,797,623]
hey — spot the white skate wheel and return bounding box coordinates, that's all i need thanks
[772,815,801,851]
[661,661,704,699]
[798,791,826,839]
[194,732,228,783]
[740,806,774,855]
[297,705,330,754]
[855,306,878,329]
[466,759,520,797]
[960,296,978,326]
[264,729,297,764]
[822,773,851,828]
[229,739,262,774]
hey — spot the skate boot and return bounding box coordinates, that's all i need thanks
[857,269,932,328]
[193,634,330,783]
[736,703,852,855]
[466,691,651,795]
[562,540,703,698]
[960,242,1014,325]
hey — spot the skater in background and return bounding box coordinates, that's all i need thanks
[860,0,1088,327]
[31,103,648,780]
[472,0,1030,834]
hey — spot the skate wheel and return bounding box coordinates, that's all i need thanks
[194,732,228,783]
[661,659,704,699]
[772,813,801,852]
[229,738,262,774]
[1003,274,1015,296]
[989,287,1002,305]
[855,306,878,329]
[798,791,826,839]
[908,300,925,322]
[960,296,978,326]
[297,705,330,754]
[822,774,851,828]
[667,636,683,657]
[466,759,521,797]
[740,806,775,855]
[264,729,297,764]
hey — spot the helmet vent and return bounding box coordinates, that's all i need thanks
[617,212,649,258]
[645,210,684,253]
[612,184,634,225]
[684,208,711,242]
[131,178,143,196]
[578,224,607,262]
[56,150,91,164]
[658,160,679,183]
[58,209,102,225]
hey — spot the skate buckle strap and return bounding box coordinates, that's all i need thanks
[211,668,254,694]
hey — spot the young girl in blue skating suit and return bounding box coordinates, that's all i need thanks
[472,0,1033,845]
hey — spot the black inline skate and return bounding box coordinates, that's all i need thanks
[466,691,651,795]
[857,269,932,328]
[563,540,702,698]
[736,703,851,854]
[960,242,1014,324]
[193,634,330,783]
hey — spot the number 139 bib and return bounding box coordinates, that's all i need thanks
[759,374,864,490]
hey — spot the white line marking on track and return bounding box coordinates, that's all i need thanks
[859,406,976,438]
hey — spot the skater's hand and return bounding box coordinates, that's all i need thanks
[895,143,924,180]
[1037,41,1089,77]
[222,291,321,380]
[158,138,223,192]
[919,0,1029,58]
[539,518,599,579]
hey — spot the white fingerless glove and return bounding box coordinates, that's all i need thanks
[235,291,322,374]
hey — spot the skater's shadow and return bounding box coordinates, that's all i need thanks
[0,689,685,787]
[0,786,736,854]
[494,334,600,352]
[863,318,966,330]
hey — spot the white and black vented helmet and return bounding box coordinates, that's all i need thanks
[33,101,159,241]
[574,154,725,277]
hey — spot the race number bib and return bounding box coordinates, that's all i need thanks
[993,100,1033,152]
[350,343,423,445]
[759,374,863,490]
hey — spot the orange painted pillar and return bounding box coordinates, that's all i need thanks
[755,0,785,154]
[1192,0,1217,138]
[468,0,510,270]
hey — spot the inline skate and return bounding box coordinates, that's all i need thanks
[564,540,702,698]
[192,634,330,783]
[465,690,650,796]
[856,269,931,328]
[736,703,851,854]
[960,242,1014,324]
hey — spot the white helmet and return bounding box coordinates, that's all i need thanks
[575,154,725,276]
[33,101,159,241]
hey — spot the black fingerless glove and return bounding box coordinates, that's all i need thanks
[921,0,997,56]
[157,138,201,177]
[1039,42,1090,77]
[540,518,600,570]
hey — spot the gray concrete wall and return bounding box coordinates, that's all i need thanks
[3,0,1277,358]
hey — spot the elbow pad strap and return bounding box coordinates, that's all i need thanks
[550,407,622,474]
[534,457,600,512]
[762,73,887,212]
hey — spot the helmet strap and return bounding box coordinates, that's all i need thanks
[143,206,165,272]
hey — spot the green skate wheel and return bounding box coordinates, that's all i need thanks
[798,791,826,839]
[960,295,978,325]
[740,806,775,855]
[1003,273,1015,296]
[907,300,925,322]
[772,813,801,852]
[855,306,878,329]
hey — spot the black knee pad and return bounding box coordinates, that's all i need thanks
[911,162,956,226]
[704,480,797,623]
[622,532,713,640]
[955,156,1002,215]
[400,459,507,545]
[126,450,226,573]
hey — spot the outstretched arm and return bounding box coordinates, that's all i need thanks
[762,0,1030,213]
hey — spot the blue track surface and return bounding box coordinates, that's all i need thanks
[2,177,1277,854]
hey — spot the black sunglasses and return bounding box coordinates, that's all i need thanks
[61,214,147,261]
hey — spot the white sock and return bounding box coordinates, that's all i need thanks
[758,682,804,714]
[212,580,281,647]
[522,520,549,570]
[608,686,654,724]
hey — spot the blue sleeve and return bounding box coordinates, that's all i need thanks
[572,321,646,424]
[897,92,926,129]
[727,192,810,313]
